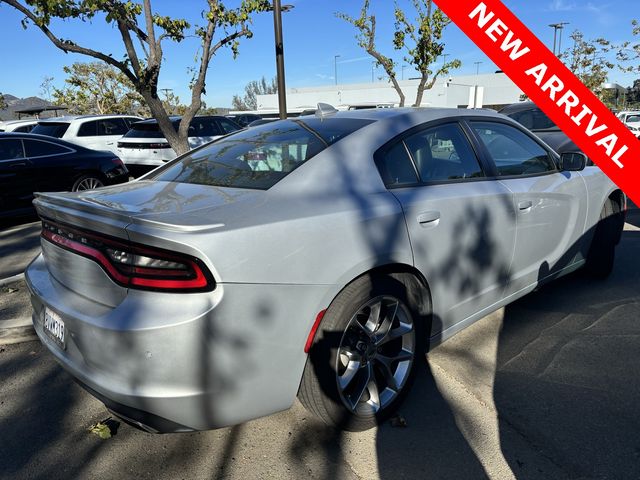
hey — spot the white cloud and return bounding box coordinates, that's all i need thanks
[548,0,577,11]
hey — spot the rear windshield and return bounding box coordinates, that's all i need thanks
[31,122,70,138]
[151,117,373,190]
[124,120,180,139]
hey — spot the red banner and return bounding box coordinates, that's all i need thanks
[434,0,640,206]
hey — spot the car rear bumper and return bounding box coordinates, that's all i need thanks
[26,253,332,432]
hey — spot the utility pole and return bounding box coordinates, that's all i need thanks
[549,22,569,55]
[474,61,482,76]
[334,55,341,85]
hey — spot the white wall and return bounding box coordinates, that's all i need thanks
[256,72,523,111]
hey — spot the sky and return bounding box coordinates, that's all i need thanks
[0,0,638,108]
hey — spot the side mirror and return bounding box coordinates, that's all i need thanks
[560,152,587,171]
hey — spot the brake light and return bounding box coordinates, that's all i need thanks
[110,157,124,166]
[41,219,214,292]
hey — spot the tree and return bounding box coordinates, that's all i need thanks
[559,31,613,101]
[40,76,54,102]
[616,20,640,73]
[231,76,277,110]
[53,62,146,115]
[393,0,461,106]
[2,0,270,155]
[336,1,406,106]
[0,93,6,110]
[337,0,460,107]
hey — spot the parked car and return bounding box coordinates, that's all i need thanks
[226,113,262,127]
[0,119,39,133]
[0,132,129,217]
[499,102,598,164]
[26,107,625,433]
[30,115,141,155]
[116,115,241,177]
[615,110,640,137]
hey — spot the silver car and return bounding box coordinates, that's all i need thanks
[25,108,626,432]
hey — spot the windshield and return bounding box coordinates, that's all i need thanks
[151,117,373,190]
[31,122,70,138]
[504,107,557,130]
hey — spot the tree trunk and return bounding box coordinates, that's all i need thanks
[413,74,428,107]
[141,90,190,156]
[389,75,406,107]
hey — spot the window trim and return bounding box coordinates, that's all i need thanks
[462,117,560,180]
[23,138,76,159]
[374,119,490,189]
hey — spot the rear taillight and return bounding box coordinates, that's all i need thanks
[110,157,124,166]
[41,219,214,292]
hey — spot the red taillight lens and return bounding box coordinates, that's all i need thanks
[110,157,124,166]
[41,219,214,292]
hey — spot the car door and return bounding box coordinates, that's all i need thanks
[0,138,31,212]
[376,121,517,339]
[467,120,588,296]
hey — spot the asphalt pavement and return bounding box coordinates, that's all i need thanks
[0,208,639,479]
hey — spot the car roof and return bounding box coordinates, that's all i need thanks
[1,119,39,126]
[298,107,504,123]
[38,114,140,123]
[130,115,230,126]
[0,131,88,149]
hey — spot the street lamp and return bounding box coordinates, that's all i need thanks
[474,61,483,76]
[334,55,341,85]
[549,22,569,56]
[271,1,294,120]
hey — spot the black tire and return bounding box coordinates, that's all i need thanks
[72,174,105,192]
[298,273,427,431]
[585,200,619,278]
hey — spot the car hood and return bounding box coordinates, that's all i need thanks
[34,180,266,233]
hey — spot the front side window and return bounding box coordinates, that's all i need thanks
[403,123,484,182]
[152,118,373,190]
[471,121,556,176]
[217,118,241,134]
[0,139,25,160]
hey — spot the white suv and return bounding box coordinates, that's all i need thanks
[31,115,141,155]
[616,111,640,137]
[0,119,39,133]
[117,115,241,177]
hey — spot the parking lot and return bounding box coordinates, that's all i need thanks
[0,208,638,480]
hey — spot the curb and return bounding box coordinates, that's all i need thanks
[0,274,36,345]
[0,273,25,288]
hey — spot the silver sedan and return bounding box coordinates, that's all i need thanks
[25,107,625,432]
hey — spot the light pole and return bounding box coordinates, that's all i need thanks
[272,1,294,120]
[334,55,341,85]
[441,53,449,67]
[549,22,569,55]
[474,61,482,76]
[371,61,376,83]
[401,65,407,80]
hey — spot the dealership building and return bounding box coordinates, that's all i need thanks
[254,72,525,114]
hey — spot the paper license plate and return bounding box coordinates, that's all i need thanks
[44,307,65,349]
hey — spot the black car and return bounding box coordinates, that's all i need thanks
[0,132,129,217]
[499,102,594,166]
[226,113,262,128]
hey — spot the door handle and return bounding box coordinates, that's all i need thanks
[518,200,533,212]
[417,211,441,227]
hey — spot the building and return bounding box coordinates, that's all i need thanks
[253,72,524,115]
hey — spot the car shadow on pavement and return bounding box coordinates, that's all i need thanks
[494,228,640,479]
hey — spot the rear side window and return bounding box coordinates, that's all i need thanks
[0,139,25,160]
[31,122,70,138]
[403,123,484,182]
[24,139,72,157]
[152,118,373,190]
[376,142,418,187]
[13,125,35,133]
[97,118,128,136]
[471,121,556,176]
[217,118,241,134]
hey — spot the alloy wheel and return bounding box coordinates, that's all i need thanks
[336,295,416,416]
